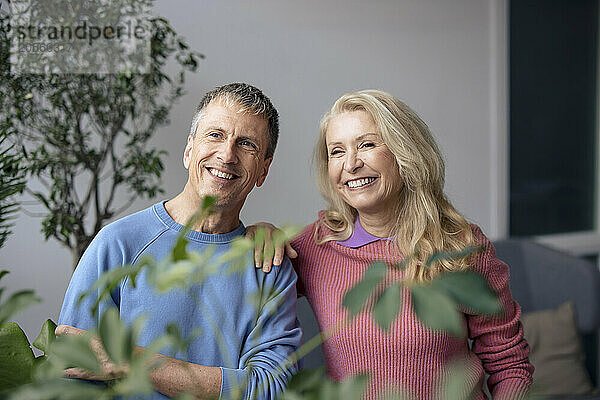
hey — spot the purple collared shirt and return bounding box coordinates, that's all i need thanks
[336,217,390,248]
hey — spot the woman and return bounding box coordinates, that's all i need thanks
[251,90,533,400]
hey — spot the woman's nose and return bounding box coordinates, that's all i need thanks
[344,151,363,173]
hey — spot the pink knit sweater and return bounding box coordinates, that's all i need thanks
[291,214,533,400]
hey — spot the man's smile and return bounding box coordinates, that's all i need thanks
[205,166,239,181]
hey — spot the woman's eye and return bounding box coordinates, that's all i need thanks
[330,149,343,156]
[361,142,375,148]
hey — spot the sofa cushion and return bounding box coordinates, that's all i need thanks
[521,301,594,396]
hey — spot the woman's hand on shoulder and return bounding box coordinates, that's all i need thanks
[246,222,298,273]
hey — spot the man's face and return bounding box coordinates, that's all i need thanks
[183,100,272,212]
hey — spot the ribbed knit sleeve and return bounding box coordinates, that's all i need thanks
[467,226,534,399]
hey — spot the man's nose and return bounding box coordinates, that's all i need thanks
[217,139,238,164]
[343,151,363,173]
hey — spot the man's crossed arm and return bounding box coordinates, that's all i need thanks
[55,324,221,399]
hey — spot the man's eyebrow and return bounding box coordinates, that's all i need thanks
[201,125,227,133]
[237,135,257,142]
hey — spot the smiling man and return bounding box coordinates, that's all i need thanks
[57,83,301,400]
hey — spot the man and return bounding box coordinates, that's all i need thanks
[57,83,301,400]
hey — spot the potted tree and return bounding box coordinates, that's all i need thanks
[0,1,202,269]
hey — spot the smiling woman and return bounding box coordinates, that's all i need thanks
[249,89,534,399]
[313,90,474,282]
[324,110,402,237]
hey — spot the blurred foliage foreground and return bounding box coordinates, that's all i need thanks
[0,197,504,400]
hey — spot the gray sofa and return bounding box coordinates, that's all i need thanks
[296,239,600,399]
[494,239,600,399]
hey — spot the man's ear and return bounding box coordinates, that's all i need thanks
[183,135,194,169]
[255,157,273,187]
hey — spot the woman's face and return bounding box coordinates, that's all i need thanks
[326,110,402,217]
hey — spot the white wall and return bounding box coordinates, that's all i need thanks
[1,0,507,342]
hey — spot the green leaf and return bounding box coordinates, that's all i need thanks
[7,379,110,400]
[342,261,387,318]
[337,374,369,400]
[0,322,35,390]
[152,260,196,292]
[317,379,338,400]
[77,263,142,316]
[272,224,302,246]
[171,197,219,263]
[201,195,217,211]
[134,335,174,368]
[111,359,154,398]
[50,334,102,374]
[286,367,325,393]
[378,393,416,400]
[253,227,266,247]
[165,323,184,351]
[172,234,189,262]
[410,285,465,337]
[372,283,402,331]
[393,255,413,271]
[217,237,253,265]
[425,246,483,268]
[438,361,475,400]
[431,271,502,316]
[0,290,41,326]
[124,316,146,363]
[32,319,57,354]
[99,308,126,365]
[173,393,195,400]
[0,270,8,282]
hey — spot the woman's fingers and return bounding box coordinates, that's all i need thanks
[253,226,266,269]
[247,222,292,273]
[285,243,298,259]
[273,244,285,270]
[262,232,274,273]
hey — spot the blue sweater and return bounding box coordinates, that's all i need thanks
[59,202,302,400]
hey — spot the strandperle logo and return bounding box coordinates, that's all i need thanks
[8,0,152,74]
[14,21,148,46]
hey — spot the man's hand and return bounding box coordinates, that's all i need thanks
[55,324,129,381]
[246,222,298,273]
[55,324,221,399]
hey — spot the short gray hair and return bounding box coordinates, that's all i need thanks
[189,83,279,159]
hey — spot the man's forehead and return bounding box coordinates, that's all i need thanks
[203,98,255,118]
[199,100,268,135]
[206,98,262,118]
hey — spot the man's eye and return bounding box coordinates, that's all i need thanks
[241,140,257,149]
[208,132,221,138]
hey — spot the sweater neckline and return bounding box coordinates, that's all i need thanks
[337,216,391,248]
[153,201,245,244]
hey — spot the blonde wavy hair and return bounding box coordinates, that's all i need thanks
[314,90,475,283]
